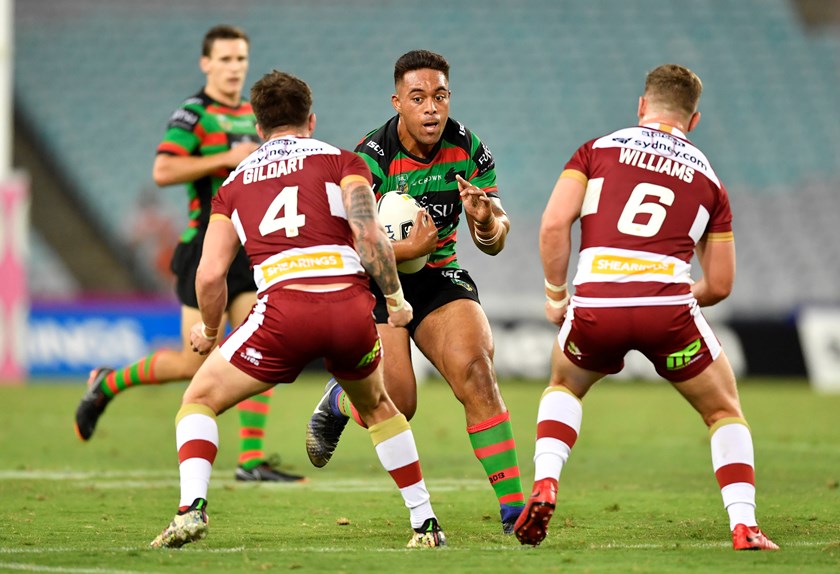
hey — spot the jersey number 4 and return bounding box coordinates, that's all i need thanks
[259,186,306,237]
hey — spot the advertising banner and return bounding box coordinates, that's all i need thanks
[28,299,181,378]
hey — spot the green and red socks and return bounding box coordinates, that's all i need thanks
[237,389,274,470]
[468,411,525,522]
[330,380,365,427]
[98,353,161,398]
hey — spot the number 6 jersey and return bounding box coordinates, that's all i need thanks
[211,136,373,294]
[562,122,733,305]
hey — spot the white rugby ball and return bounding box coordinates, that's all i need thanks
[377,192,430,274]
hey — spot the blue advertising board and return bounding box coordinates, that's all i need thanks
[28,299,182,378]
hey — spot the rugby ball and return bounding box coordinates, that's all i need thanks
[377,192,430,274]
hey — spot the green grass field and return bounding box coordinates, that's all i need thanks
[0,374,838,573]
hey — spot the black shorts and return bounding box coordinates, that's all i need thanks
[170,237,256,309]
[371,267,481,335]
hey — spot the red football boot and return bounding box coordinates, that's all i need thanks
[513,477,558,546]
[732,523,780,550]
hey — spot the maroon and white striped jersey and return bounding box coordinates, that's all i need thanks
[562,123,733,306]
[211,136,372,293]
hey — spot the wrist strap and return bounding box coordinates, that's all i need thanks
[544,279,567,293]
[201,322,219,341]
[546,294,570,309]
[384,287,406,312]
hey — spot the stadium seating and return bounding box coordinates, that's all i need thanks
[14,0,840,313]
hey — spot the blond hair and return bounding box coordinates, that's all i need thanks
[644,64,703,117]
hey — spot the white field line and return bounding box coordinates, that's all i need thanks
[0,539,835,558]
[0,471,487,492]
[0,563,149,574]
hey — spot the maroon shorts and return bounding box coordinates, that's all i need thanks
[219,284,381,383]
[558,301,721,383]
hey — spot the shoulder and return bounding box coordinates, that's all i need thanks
[165,90,210,131]
[441,117,477,150]
[443,118,495,175]
[354,116,398,159]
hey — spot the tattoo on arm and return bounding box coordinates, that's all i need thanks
[348,189,401,295]
[345,183,401,295]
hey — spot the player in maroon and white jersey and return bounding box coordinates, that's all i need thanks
[514,65,778,551]
[151,71,445,550]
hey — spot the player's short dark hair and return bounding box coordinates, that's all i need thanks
[394,50,450,85]
[644,64,703,116]
[250,70,312,133]
[202,25,249,57]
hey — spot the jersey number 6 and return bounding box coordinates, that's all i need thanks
[616,182,675,238]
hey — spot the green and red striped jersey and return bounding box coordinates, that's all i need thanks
[355,116,498,269]
[157,89,259,244]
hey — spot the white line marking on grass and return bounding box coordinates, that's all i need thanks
[0,539,833,558]
[0,470,488,492]
[0,470,175,480]
[0,562,149,574]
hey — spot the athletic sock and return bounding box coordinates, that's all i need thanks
[533,386,582,482]
[175,404,218,509]
[710,417,757,530]
[369,413,434,529]
[332,381,366,428]
[237,389,274,470]
[99,352,162,398]
[467,411,525,517]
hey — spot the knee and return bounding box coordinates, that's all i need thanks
[182,390,213,412]
[455,353,500,404]
[182,382,224,414]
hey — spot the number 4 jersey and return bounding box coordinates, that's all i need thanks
[562,122,733,304]
[211,136,372,294]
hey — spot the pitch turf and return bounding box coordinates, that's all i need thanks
[0,374,838,573]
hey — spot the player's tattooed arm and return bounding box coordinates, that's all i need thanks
[343,181,401,296]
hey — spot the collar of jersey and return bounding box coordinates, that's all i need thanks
[640,122,687,140]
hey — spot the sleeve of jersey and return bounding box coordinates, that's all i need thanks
[210,183,233,221]
[705,183,734,242]
[468,134,499,199]
[341,151,373,186]
[353,149,383,195]
[156,104,202,157]
[559,141,592,187]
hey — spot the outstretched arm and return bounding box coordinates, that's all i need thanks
[341,177,413,328]
[152,142,261,187]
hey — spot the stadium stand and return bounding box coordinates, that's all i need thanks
[13,0,840,315]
